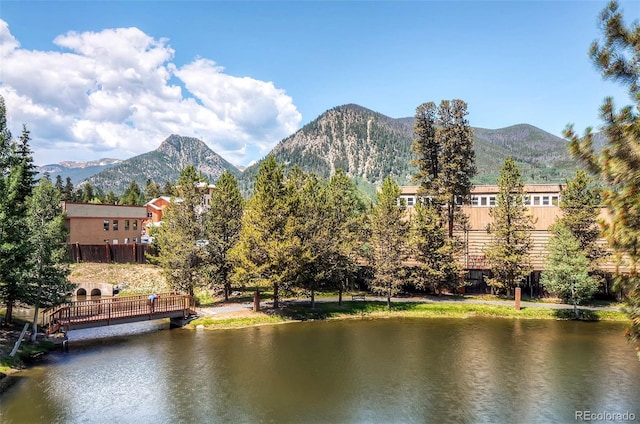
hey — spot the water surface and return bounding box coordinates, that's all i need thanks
[1,318,638,423]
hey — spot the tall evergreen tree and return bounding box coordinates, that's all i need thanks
[24,176,72,341]
[63,177,74,201]
[369,176,409,308]
[410,202,460,295]
[411,102,438,195]
[541,225,600,319]
[436,99,476,238]
[322,169,366,305]
[121,180,143,205]
[144,178,161,202]
[0,122,36,323]
[411,99,475,238]
[229,155,290,308]
[484,158,534,297]
[0,95,20,323]
[558,170,604,268]
[149,168,206,296]
[54,175,64,195]
[565,0,640,356]
[203,171,244,301]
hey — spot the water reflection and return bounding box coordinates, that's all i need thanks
[0,319,638,423]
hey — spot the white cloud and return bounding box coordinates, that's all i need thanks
[0,20,301,166]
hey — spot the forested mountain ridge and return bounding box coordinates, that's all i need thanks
[43,104,581,196]
[82,134,241,194]
[239,104,580,194]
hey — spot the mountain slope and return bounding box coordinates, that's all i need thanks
[37,159,122,184]
[84,135,241,193]
[240,104,579,194]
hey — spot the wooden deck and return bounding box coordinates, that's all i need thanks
[43,293,196,333]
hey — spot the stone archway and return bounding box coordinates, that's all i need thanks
[91,288,101,297]
[77,288,87,296]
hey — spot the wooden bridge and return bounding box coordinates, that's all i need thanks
[43,293,196,334]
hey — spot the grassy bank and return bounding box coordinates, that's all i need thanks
[188,300,630,330]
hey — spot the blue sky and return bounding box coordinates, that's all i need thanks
[0,1,638,166]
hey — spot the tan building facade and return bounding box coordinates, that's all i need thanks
[63,202,148,244]
[399,184,617,294]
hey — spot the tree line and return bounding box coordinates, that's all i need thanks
[52,175,173,206]
[0,97,73,342]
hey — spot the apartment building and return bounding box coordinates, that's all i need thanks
[63,202,148,244]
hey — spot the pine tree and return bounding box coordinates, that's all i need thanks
[322,169,366,305]
[484,158,534,297]
[411,102,438,196]
[121,180,143,205]
[25,176,72,341]
[411,99,475,237]
[144,178,161,202]
[411,202,460,295]
[369,176,409,308]
[436,99,476,238]
[410,100,473,291]
[230,156,290,308]
[558,170,604,268]
[54,175,64,195]
[565,0,640,356]
[541,225,600,319]
[203,171,244,301]
[63,177,74,201]
[148,167,207,296]
[0,121,36,323]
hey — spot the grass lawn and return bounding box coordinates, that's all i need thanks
[188,300,630,330]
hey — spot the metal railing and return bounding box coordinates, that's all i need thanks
[43,293,195,333]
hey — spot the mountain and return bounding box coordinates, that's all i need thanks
[239,104,579,195]
[37,158,122,184]
[83,135,241,194]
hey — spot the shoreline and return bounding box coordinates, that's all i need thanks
[187,298,630,330]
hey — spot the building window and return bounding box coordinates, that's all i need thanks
[103,220,109,231]
[133,220,138,231]
[125,220,130,231]
[533,196,541,206]
[542,196,550,206]
[480,197,487,206]
[407,197,414,206]
[489,196,496,206]
[524,196,531,205]
[147,212,153,218]
[471,196,479,206]
[551,196,559,206]
[113,220,119,231]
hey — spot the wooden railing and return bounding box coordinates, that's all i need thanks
[43,293,195,333]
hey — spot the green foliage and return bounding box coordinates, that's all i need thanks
[120,180,144,205]
[202,171,244,300]
[410,202,461,294]
[565,0,640,357]
[144,178,161,201]
[25,176,73,339]
[148,167,207,296]
[484,158,534,296]
[230,155,291,308]
[0,107,36,324]
[368,176,409,307]
[558,170,605,268]
[541,225,601,318]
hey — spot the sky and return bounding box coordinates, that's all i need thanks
[0,1,638,167]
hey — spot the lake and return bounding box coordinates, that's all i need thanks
[1,318,639,423]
